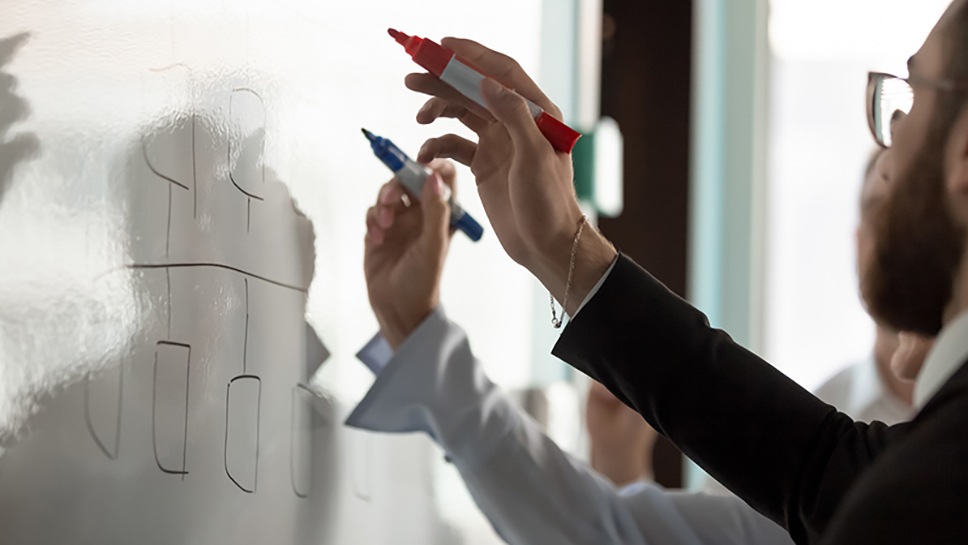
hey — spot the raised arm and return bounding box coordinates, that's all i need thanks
[346,308,793,545]
[352,160,794,545]
[551,255,908,543]
[402,37,910,544]
[405,37,616,313]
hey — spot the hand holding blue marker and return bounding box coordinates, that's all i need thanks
[362,128,483,242]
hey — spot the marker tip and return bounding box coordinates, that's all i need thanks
[387,28,408,45]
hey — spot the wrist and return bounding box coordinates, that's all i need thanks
[375,301,437,350]
[530,221,616,317]
[378,314,423,350]
[567,227,617,315]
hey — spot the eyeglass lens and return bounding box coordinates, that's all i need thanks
[872,77,913,147]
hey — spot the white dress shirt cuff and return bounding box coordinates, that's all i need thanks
[571,252,620,319]
[356,332,394,374]
[346,307,516,469]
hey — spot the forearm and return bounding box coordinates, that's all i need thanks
[462,425,795,545]
[348,309,773,545]
[551,255,892,543]
[347,310,643,544]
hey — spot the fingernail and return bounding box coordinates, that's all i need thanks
[380,185,395,204]
[430,173,444,197]
[417,144,432,163]
[438,176,453,201]
[378,207,393,227]
[367,224,383,245]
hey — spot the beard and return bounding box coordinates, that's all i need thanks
[862,126,966,336]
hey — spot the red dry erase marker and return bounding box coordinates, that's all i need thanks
[389,28,581,154]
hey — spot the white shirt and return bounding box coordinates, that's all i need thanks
[914,310,968,409]
[813,355,912,424]
[347,307,790,545]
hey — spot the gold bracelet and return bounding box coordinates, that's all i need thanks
[550,215,588,329]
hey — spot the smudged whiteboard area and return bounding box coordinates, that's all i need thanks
[0,0,542,544]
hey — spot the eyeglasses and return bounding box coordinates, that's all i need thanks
[867,71,968,148]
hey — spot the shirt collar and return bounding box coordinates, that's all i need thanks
[914,310,968,409]
[843,355,912,420]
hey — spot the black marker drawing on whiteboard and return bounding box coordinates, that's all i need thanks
[118,71,312,496]
[152,341,191,478]
[144,64,197,219]
[142,147,187,259]
[228,87,266,233]
[84,362,124,460]
[290,325,330,498]
[223,278,263,493]
[142,143,190,191]
[224,375,262,493]
[142,69,193,257]
[243,278,250,374]
[127,262,308,293]
[289,384,315,499]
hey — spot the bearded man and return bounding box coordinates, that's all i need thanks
[379,1,968,543]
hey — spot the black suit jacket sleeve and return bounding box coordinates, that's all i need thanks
[552,255,908,544]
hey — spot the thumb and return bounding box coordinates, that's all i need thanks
[480,77,547,153]
[417,171,450,254]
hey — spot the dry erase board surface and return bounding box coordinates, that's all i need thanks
[0,1,543,543]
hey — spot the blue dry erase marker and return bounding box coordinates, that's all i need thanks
[362,128,483,242]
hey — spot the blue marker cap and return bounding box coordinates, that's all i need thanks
[363,128,484,243]
[362,128,406,172]
[454,212,484,242]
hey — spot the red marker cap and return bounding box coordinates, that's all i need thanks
[388,28,582,154]
[388,28,452,78]
[536,111,581,154]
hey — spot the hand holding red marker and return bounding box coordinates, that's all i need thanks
[388,29,581,154]
[392,31,608,313]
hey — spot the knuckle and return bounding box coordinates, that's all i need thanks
[498,53,520,72]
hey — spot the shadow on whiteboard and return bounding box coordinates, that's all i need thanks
[0,32,39,204]
[0,71,332,543]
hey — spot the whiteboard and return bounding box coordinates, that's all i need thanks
[0,1,544,543]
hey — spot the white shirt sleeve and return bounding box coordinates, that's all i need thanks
[346,307,792,545]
